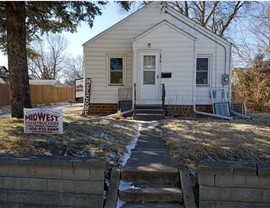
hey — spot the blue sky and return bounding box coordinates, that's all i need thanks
[0,3,131,66]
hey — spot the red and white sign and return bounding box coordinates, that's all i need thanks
[24,108,63,134]
[75,78,84,98]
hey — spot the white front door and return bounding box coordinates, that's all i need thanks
[137,51,160,104]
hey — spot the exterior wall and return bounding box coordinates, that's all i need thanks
[0,155,105,208]
[84,2,231,107]
[133,22,195,105]
[199,160,270,208]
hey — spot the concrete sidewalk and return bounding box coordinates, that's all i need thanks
[119,121,184,208]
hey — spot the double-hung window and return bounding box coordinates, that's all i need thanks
[108,56,125,85]
[196,57,209,85]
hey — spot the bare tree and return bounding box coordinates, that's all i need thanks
[28,34,69,80]
[167,1,251,37]
[62,55,84,86]
[232,2,269,67]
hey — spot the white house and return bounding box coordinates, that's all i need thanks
[83,2,232,116]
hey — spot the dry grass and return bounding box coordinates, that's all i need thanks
[0,114,138,166]
[160,114,270,173]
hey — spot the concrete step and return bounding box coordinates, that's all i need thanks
[133,104,164,120]
[121,150,179,185]
[135,105,163,109]
[135,109,164,114]
[133,114,164,121]
[119,186,183,203]
[122,202,184,208]
[121,169,179,185]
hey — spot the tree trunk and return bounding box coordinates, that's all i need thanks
[6,1,31,118]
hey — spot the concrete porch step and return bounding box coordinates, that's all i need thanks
[122,202,184,208]
[133,105,164,120]
[133,114,164,121]
[135,109,164,114]
[119,186,183,203]
[135,105,163,109]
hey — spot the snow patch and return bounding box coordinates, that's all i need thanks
[120,124,141,166]
[117,180,138,208]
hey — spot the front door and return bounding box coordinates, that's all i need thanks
[138,51,160,104]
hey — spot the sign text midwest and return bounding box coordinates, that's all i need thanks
[24,108,63,134]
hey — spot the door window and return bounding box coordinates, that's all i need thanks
[143,55,156,84]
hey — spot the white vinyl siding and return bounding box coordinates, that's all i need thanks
[83,2,231,105]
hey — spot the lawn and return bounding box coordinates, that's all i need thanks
[0,112,138,167]
[160,113,270,175]
[1,105,269,175]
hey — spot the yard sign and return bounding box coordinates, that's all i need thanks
[24,108,63,134]
[75,78,84,100]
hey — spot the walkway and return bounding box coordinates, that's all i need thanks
[118,121,184,207]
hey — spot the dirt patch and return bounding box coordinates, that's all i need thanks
[160,113,270,174]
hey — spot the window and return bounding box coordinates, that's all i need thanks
[143,55,156,84]
[196,57,209,85]
[109,57,124,85]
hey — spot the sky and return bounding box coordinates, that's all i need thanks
[0,3,131,67]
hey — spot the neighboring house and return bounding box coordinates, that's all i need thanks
[0,66,9,82]
[29,80,66,87]
[83,2,232,115]
[0,77,5,84]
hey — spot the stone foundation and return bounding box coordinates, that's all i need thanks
[198,160,270,208]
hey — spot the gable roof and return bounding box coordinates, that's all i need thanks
[134,20,196,42]
[0,66,8,72]
[83,2,231,47]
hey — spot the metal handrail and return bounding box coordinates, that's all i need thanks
[133,83,136,110]
[162,83,166,108]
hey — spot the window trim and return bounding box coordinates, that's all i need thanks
[196,55,211,86]
[107,55,126,86]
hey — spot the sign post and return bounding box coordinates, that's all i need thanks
[24,108,63,134]
[84,78,92,116]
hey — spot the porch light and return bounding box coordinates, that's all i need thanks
[148,43,151,48]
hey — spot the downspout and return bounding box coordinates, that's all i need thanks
[192,38,233,120]
[228,43,233,104]
[131,38,137,113]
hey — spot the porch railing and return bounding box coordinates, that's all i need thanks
[162,83,166,108]
[134,83,136,110]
